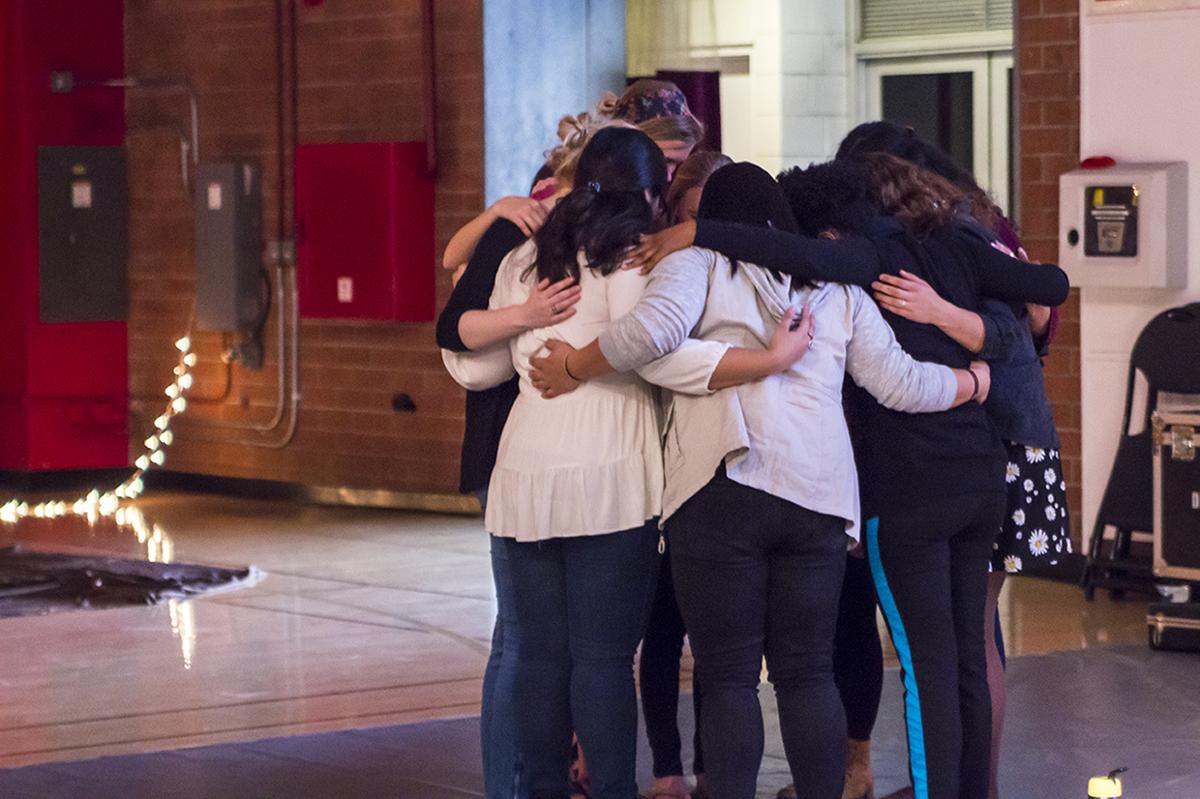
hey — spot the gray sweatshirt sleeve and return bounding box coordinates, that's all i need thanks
[597,247,714,373]
[844,286,958,413]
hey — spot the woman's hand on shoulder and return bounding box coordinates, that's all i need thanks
[624,220,697,275]
[767,305,815,372]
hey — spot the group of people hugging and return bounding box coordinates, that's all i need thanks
[436,79,1071,799]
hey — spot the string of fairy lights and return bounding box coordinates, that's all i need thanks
[0,335,196,525]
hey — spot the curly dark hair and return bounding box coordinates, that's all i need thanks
[777,159,879,238]
[531,127,667,283]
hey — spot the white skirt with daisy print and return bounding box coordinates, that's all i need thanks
[993,440,1072,574]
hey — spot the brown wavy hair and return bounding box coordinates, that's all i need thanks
[665,151,732,222]
[837,121,999,230]
[638,113,705,150]
[856,152,966,237]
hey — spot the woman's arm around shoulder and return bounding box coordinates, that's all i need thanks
[454,241,584,351]
[958,230,1070,306]
[436,218,526,351]
[844,285,982,411]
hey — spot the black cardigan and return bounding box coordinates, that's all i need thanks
[436,219,525,496]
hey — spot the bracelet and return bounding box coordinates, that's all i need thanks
[564,353,581,382]
[967,367,980,402]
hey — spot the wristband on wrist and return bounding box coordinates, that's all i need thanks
[967,367,980,402]
[564,352,581,382]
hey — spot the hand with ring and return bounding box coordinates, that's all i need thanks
[519,277,582,330]
[871,270,951,325]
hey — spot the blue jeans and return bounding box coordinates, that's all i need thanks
[502,523,660,799]
[482,534,526,798]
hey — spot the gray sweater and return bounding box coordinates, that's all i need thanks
[603,247,957,537]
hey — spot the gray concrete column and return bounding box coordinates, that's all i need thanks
[483,0,626,202]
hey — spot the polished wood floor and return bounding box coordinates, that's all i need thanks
[0,492,1149,769]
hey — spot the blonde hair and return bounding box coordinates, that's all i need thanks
[544,92,626,186]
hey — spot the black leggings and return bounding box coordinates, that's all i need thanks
[639,553,704,778]
[834,552,884,742]
[668,473,848,799]
[866,491,1003,799]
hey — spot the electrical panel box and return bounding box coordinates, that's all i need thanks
[295,142,435,321]
[194,161,263,332]
[0,0,128,471]
[1059,162,1188,288]
[37,146,128,323]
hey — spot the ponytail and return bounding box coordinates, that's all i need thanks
[530,127,667,284]
[530,187,656,283]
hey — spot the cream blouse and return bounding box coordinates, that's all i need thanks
[441,241,726,541]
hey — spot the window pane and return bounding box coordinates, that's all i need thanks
[880,72,974,175]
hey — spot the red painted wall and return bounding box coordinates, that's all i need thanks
[0,0,128,470]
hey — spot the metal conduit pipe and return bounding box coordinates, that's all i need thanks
[183,266,299,449]
[75,77,199,182]
[176,0,300,448]
[175,257,290,432]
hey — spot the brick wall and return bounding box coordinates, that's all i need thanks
[1016,2,1081,543]
[126,0,481,498]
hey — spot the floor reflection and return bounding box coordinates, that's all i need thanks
[168,598,197,671]
[2,503,203,671]
[0,491,1153,771]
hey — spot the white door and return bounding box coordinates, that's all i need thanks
[863,53,1014,216]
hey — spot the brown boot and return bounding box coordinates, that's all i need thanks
[843,738,875,799]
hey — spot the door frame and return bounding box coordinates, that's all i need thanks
[859,51,1014,214]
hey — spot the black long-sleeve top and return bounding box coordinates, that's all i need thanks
[694,214,1071,512]
[436,219,525,496]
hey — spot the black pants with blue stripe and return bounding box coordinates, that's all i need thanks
[865,491,1004,799]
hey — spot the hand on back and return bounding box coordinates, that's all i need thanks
[624,220,697,275]
[768,305,815,372]
[871,270,952,325]
[529,339,582,399]
[520,278,582,330]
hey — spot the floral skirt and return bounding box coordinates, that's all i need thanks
[993,441,1072,574]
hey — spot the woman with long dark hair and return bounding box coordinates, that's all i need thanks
[441,127,670,799]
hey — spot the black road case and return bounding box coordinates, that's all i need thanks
[1147,602,1200,652]
[1152,410,1200,582]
